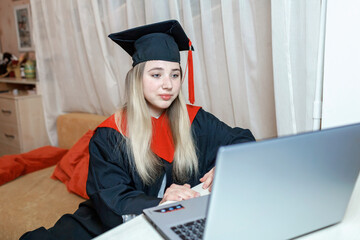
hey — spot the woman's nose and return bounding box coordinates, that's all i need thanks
[162,76,172,89]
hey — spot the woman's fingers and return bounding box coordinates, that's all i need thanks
[200,167,215,191]
[160,184,200,204]
[170,184,199,199]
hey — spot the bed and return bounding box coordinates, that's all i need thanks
[0,112,107,240]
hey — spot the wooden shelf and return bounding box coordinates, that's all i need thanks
[0,78,38,85]
[0,90,39,100]
[0,77,41,95]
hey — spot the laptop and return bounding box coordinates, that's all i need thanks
[143,123,360,240]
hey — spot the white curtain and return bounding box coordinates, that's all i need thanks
[271,0,322,136]
[29,0,322,145]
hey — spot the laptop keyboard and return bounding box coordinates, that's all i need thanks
[171,218,206,240]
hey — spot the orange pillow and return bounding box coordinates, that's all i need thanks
[51,130,94,199]
[0,146,68,186]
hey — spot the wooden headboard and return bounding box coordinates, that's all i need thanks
[57,113,107,149]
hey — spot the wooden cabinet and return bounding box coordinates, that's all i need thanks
[0,78,49,156]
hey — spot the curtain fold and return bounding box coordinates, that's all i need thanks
[271,0,322,136]
[29,0,321,145]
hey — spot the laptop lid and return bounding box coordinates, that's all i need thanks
[203,123,360,240]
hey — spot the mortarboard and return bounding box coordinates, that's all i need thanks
[108,20,195,104]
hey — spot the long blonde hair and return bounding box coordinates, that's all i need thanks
[116,62,198,185]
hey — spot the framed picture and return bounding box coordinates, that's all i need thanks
[14,4,34,51]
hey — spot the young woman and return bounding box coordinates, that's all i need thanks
[20,20,255,240]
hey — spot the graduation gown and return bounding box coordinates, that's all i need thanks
[87,106,255,230]
[20,106,255,240]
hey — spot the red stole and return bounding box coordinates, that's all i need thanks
[97,105,200,163]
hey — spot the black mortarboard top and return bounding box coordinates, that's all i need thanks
[108,20,194,66]
[108,20,196,104]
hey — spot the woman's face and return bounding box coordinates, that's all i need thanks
[142,60,182,117]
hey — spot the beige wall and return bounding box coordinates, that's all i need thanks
[0,0,34,58]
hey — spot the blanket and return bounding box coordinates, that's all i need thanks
[0,130,94,199]
[0,146,67,185]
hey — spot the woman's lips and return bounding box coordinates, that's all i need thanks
[160,94,172,100]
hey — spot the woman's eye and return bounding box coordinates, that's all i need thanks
[172,74,179,78]
[152,74,160,78]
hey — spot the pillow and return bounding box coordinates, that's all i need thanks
[0,157,24,186]
[0,146,68,186]
[51,130,94,199]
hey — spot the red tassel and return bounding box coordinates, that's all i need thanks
[187,40,195,104]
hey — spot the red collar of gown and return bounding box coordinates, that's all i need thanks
[97,105,200,163]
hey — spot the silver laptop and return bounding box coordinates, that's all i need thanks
[143,123,360,240]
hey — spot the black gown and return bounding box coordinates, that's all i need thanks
[20,107,255,240]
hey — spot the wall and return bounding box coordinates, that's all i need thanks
[321,0,360,128]
[0,0,32,58]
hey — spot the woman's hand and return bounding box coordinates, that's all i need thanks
[160,184,200,204]
[200,167,215,192]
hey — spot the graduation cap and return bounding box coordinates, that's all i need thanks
[108,20,195,104]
